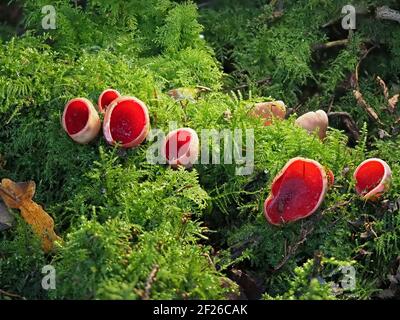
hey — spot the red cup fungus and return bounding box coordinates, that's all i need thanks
[327,169,335,188]
[295,110,329,140]
[98,89,121,113]
[62,97,101,144]
[251,101,287,126]
[354,158,391,201]
[161,128,199,169]
[103,96,150,148]
[264,157,329,226]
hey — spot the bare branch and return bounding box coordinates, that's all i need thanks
[142,264,160,300]
[0,288,25,300]
[376,6,400,24]
[312,39,349,51]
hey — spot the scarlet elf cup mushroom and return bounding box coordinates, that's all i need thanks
[354,158,391,201]
[161,128,199,169]
[264,157,332,226]
[103,96,150,148]
[295,110,329,140]
[62,97,101,144]
[251,101,287,126]
[98,89,121,113]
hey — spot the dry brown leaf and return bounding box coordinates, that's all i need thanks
[389,94,399,111]
[353,90,382,124]
[376,76,389,100]
[0,178,61,252]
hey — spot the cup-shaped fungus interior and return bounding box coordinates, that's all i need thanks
[265,158,327,225]
[165,129,192,161]
[99,90,120,112]
[109,99,147,145]
[64,100,90,135]
[355,160,385,196]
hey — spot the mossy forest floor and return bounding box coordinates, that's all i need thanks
[1,0,400,300]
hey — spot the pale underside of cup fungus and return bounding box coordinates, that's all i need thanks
[295,109,329,140]
[62,97,101,144]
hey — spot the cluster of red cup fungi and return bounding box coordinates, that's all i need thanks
[250,101,392,226]
[62,95,392,226]
[263,157,392,226]
[62,89,199,168]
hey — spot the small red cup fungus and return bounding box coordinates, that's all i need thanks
[62,97,101,144]
[98,89,121,113]
[327,169,335,188]
[354,158,391,201]
[264,157,329,226]
[161,128,199,169]
[251,101,287,126]
[103,96,150,148]
[295,110,329,140]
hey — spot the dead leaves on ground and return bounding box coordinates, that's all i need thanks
[353,76,399,127]
[0,178,61,253]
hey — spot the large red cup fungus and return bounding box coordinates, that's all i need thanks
[62,97,101,144]
[103,96,150,148]
[251,101,287,126]
[264,157,329,226]
[295,110,329,140]
[98,89,121,113]
[354,158,391,201]
[161,128,199,169]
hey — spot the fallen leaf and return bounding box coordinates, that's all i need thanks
[376,76,389,100]
[388,94,399,111]
[0,179,61,252]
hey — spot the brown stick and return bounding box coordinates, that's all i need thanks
[355,45,377,91]
[312,39,349,51]
[353,90,382,124]
[142,264,160,300]
[376,6,400,24]
[0,288,25,300]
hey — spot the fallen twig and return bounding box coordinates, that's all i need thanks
[312,39,349,51]
[355,45,377,91]
[353,90,382,124]
[0,288,25,300]
[376,6,400,24]
[142,264,160,300]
